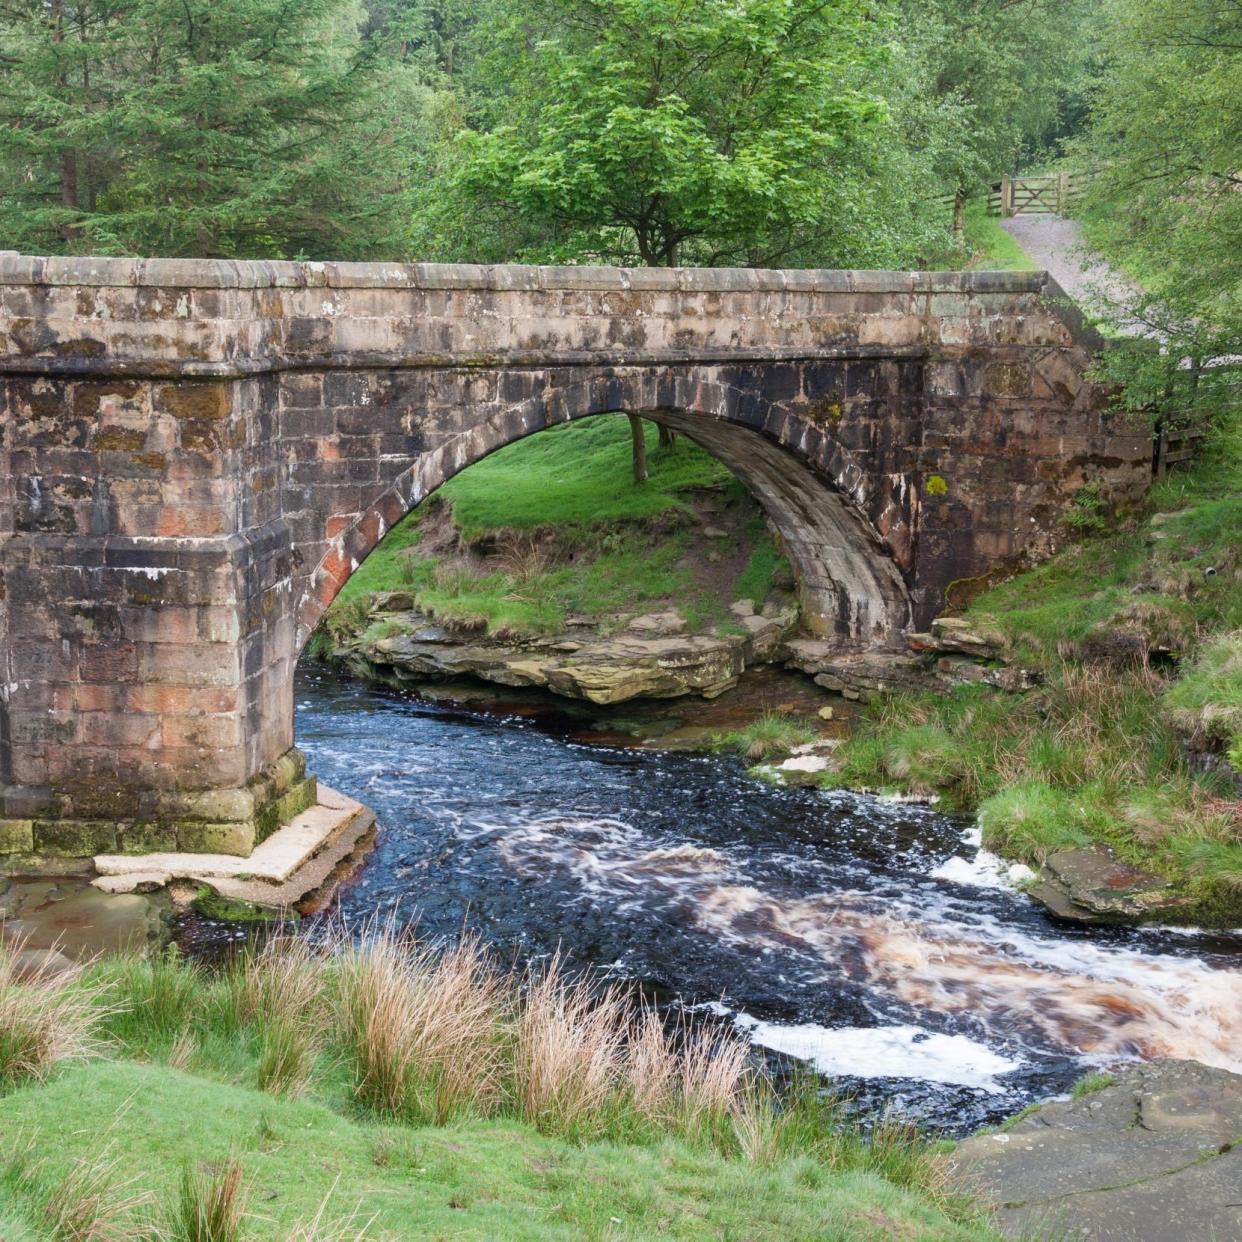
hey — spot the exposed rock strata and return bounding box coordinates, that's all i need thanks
[953,1060,1242,1241]
[339,599,797,705]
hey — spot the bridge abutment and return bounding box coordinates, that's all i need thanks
[0,257,1151,859]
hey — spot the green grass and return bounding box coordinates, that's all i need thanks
[436,416,733,538]
[716,711,820,762]
[326,414,784,642]
[0,940,998,1241]
[822,420,1242,925]
[1070,1071,1115,1099]
[0,1062,994,1242]
[962,200,1036,272]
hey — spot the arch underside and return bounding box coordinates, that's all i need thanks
[296,368,914,652]
[649,410,911,645]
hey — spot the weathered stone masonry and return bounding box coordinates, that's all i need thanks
[0,255,1150,857]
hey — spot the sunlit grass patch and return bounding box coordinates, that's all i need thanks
[715,711,819,761]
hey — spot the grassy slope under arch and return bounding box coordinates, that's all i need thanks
[323,415,786,641]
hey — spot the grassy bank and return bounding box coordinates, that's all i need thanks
[961,199,1036,272]
[825,422,1242,923]
[321,415,788,645]
[0,933,996,1241]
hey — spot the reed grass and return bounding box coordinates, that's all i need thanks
[0,938,104,1089]
[170,1158,247,1242]
[0,932,992,1236]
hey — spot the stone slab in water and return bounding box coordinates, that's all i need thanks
[953,1060,1242,1241]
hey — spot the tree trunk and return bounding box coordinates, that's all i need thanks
[657,423,676,449]
[627,413,648,484]
[952,188,966,239]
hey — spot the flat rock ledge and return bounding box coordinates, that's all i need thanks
[93,784,376,911]
[348,599,794,705]
[1025,844,1197,925]
[953,1060,1242,1241]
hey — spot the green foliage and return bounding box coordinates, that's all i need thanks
[0,0,429,257]
[960,199,1036,271]
[1165,633,1242,753]
[1074,0,1242,426]
[429,0,952,267]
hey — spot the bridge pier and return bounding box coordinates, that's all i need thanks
[0,257,1151,859]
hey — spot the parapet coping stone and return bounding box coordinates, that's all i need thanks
[0,252,1050,295]
[92,783,363,884]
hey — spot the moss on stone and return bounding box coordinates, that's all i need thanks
[192,887,289,923]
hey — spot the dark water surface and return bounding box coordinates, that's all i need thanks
[227,666,1242,1133]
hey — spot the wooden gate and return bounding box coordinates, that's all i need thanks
[989,172,1076,216]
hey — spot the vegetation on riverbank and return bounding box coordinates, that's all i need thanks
[0,933,997,1241]
[316,415,789,649]
[825,424,1242,923]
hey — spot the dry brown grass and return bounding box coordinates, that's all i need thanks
[335,925,506,1124]
[0,937,105,1088]
[510,953,627,1135]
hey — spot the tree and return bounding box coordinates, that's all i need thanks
[1074,0,1242,426]
[0,0,429,257]
[432,0,950,271]
[894,0,1100,230]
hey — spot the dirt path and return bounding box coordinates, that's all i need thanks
[1001,214,1147,335]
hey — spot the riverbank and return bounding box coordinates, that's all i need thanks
[311,405,1242,927]
[0,932,997,1242]
[818,421,1241,926]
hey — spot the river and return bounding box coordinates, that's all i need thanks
[203,665,1242,1135]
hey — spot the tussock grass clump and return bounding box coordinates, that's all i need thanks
[99,946,202,1050]
[335,926,506,1125]
[716,711,819,761]
[1,1139,159,1242]
[511,955,629,1136]
[171,1157,247,1242]
[0,940,103,1089]
[1166,631,1242,756]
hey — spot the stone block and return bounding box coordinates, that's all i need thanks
[34,819,119,856]
[0,819,35,854]
[117,822,180,854]
[177,820,255,857]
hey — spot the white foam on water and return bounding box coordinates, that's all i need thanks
[732,1014,1023,1092]
[473,811,1242,1074]
[931,825,1034,891]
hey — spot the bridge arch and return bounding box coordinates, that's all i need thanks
[297,367,913,652]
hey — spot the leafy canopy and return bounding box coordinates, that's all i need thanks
[1074,0,1242,422]
[438,0,942,268]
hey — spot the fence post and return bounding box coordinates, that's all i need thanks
[1000,174,1013,217]
[1057,171,1070,215]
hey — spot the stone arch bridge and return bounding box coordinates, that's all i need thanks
[0,255,1149,857]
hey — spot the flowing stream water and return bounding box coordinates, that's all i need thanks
[233,665,1242,1135]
